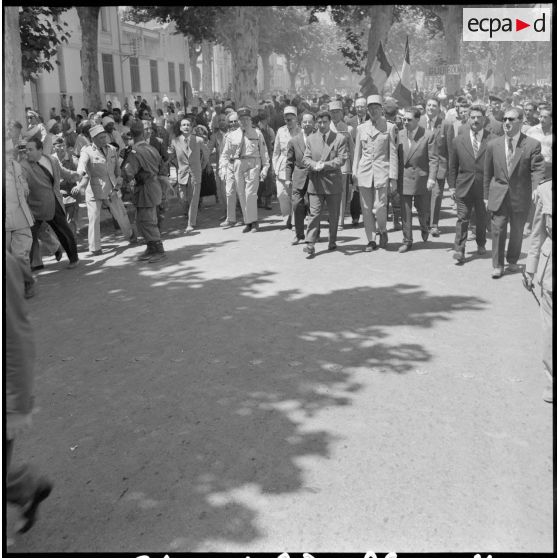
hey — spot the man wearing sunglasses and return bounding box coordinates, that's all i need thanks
[484,108,545,278]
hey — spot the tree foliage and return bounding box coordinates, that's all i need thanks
[19,6,71,83]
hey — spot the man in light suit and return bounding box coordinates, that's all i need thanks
[419,97,454,237]
[397,107,439,252]
[169,117,207,232]
[352,95,399,251]
[448,104,494,264]
[285,112,315,245]
[484,107,545,278]
[525,178,553,402]
[302,111,348,257]
[346,96,369,130]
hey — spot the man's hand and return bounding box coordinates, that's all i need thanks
[315,161,324,172]
[260,171,267,182]
[450,188,456,201]
[427,178,436,191]
[389,178,397,194]
[285,179,292,187]
[71,186,81,197]
[6,413,32,440]
[524,272,535,290]
[532,188,539,202]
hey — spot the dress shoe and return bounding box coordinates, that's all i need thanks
[364,241,376,252]
[477,245,487,256]
[185,225,195,233]
[31,265,44,272]
[67,260,80,269]
[421,230,429,242]
[506,263,521,273]
[291,235,304,245]
[220,220,235,228]
[17,479,53,534]
[467,230,477,241]
[338,225,344,231]
[430,226,441,237]
[251,222,260,232]
[328,243,337,251]
[453,250,465,264]
[543,385,553,403]
[129,232,138,244]
[242,224,252,233]
[87,249,103,257]
[54,248,63,261]
[303,244,315,257]
[148,251,167,263]
[352,219,359,228]
[137,244,155,261]
[379,232,388,249]
[491,267,504,278]
[392,219,402,231]
[398,244,412,253]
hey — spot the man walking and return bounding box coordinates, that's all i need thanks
[352,95,399,252]
[302,111,348,257]
[448,104,494,264]
[484,107,545,278]
[75,125,133,256]
[285,112,315,245]
[397,108,438,253]
[273,106,300,229]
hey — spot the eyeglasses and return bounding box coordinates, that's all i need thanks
[229,120,238,124]
[503,117,516,121]
[402,118,415,122]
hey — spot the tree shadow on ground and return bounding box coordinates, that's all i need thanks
[14,221,487,552]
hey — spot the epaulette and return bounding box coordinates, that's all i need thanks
[131,150,137,154]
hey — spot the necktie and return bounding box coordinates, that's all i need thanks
[322,133,327,145]
[472,132,479,157]
[239,130,246,158]
[507,137,514,172]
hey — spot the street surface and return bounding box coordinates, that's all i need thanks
[6,193,554,552]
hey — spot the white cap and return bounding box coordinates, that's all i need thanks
[329,100,343,111]
[366,95,383,106]
[283,106,297,116]
[89,125,106,138]
[101,116,115,126]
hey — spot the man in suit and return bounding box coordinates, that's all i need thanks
[302,110,348,257]
[21,137,81,268]
[169,117,207,233]
[448,104,494,264]
[352,95,399,251]
[329,100,355,231]
[397,107,439,253]
[346,96,369,129]
[525,178,553,403]
[209,112,230,212]
[75,125,133,255]
[419,97,454,237]
[484,107,545,278]
[285,112,315,245]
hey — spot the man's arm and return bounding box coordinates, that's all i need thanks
[483,142,494,201]
[272,129,282,172]
[388,124,399,182]
[525,192,545,281]
[322,135,348,170]
[427,132,439,183]
[351,128,361,184]
[285,139,295,182]
[447,137,459,191]
[121,152,140,182]
[258,132,270,178]
[529,140,545,191]
[302,140,318,171]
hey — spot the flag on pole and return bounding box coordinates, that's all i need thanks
[369,41,392,92]
[393,37,413,108]
[485,68,495,90]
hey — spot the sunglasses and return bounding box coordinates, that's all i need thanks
[229,120,239,124]
[503,117,516,121]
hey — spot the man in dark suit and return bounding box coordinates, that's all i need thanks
[448,104,494,264]
[302,111,348,257]
[419,97,454,237]
[484,95,504,136]
[397,107,438,252]
[285,112,315,245]
[484,107,545,278]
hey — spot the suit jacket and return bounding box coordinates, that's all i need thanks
[5,158,35,230]
[352,118,398,189]
[483,133,545,213]
[330,120,354,173]
[485,115,504,136]
[21,155,72,221]
[419,114,453,179]
[302,130,348,195]
[448,126,495,198]
[169,134,206,186]
[397,126,438,196]
[77,143,120,201]
[525,180,552,292]
[285,132,313,190]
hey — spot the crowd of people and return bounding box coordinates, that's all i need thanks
[4,79,554,537]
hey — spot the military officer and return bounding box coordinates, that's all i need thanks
[219,107,270,232]
[121,120,166,263]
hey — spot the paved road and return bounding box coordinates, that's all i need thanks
[7,194,553,552]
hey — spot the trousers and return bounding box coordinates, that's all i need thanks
[292,180,309,239]
[31,200,78,265]
[6,228,33,268]
[540,288,553,378]
[86,192,132,252]
[359,186,388,241]
[426,178,446,227]
[401,194,429,245]
[136,206,161,242]
[6,438,41,507]
[338,175,351,226]
[234,159,260,225]
[275,176,292,225]
[490,195,528,268]
[306,192,341,245]
[178,174,201,227]
[454,190,487,252]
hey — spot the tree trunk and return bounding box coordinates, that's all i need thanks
[441,4,462,95]
[189,43,201,92]
[260,51,272,93]
[288,70,297,92]
[361,5,394,96]
[4,6,25,124]
[76,7,102,111]
[201,40,213,96]
[494,43,511,89]
[229,7,259,108]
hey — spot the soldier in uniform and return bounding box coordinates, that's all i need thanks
[121,121,166,263]
[220,107,270,232]
[218,111,241,227]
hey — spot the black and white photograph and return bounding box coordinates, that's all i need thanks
[3,3,554,554]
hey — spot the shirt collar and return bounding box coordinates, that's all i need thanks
[505,131,521,146]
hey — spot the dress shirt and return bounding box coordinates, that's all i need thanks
[505,131,521,160]
[470,129,482,155]
[526,125,553,164]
